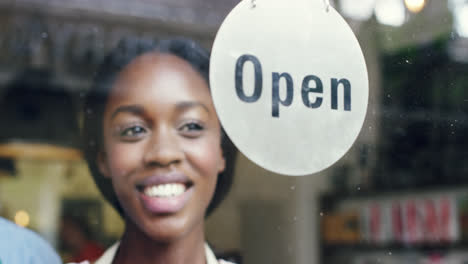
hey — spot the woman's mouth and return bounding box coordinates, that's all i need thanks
[137,176,194,214]
[142,183,187,198]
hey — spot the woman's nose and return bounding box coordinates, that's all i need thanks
[143,127,183,167]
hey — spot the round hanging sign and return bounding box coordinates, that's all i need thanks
[210,0,368,176]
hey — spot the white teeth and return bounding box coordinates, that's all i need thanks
[144,183,186,197]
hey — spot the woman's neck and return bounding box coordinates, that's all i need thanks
[112,220,206,264]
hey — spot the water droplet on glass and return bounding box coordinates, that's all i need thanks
[319,212,324,217]
[290,185,296,190]
[357,186,361,191]
[388,252,392,255]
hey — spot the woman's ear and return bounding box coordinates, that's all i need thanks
[97,151,111,178]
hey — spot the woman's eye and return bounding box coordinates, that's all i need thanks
[120,126,147,138]
[179,122,204,135]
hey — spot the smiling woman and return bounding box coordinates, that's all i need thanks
[78,38,237,264]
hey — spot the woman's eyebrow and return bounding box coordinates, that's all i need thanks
[176,101,209,113]
[111,105,145,120]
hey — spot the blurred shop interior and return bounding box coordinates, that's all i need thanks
[0,0,467,263]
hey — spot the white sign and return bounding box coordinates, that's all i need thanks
[210,0,368,176]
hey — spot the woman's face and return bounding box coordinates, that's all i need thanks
[98,53,225,241]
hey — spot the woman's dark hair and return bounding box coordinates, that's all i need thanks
[82,37,236,217]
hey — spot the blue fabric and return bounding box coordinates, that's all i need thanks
[0,217,62,264]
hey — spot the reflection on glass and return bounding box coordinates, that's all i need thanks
[454,4,468,37]
[339,0,375,20]
[375,0,406,26]
[404,0,426,13]
[14,210,30,227]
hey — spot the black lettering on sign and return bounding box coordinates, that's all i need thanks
[301,75,323,109]
[235,54,263,103]
[331,78,351,111]
[272,72,293,117]
[233,55,353,115]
